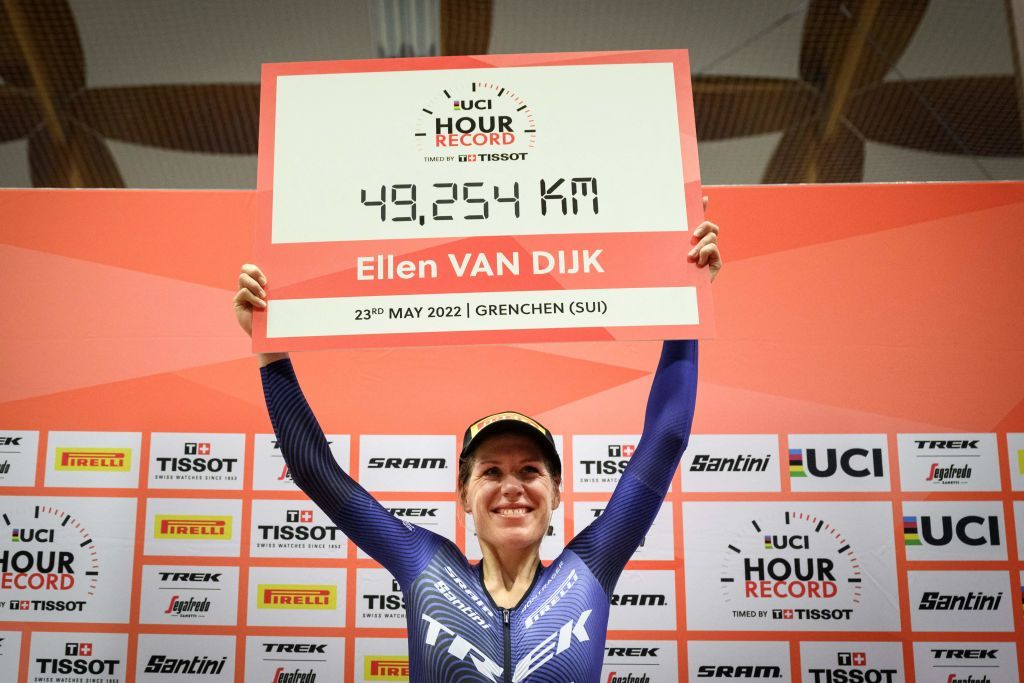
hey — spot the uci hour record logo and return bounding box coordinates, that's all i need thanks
[415,81,536,159]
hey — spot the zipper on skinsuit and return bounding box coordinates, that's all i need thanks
[503,608,511,683]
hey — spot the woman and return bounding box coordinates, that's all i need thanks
[234,209,720,682]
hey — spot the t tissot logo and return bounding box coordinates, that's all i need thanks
[34,641,121,677]
[154,515,232,540]
[415,82,535,162]
[258,585,337,610]
[719,511,862,622]
[0,504,96,614]
[55,447,130,471]
[806,652,898,683]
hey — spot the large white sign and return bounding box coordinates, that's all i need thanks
[0,496,135,623]
[683,501,900,631]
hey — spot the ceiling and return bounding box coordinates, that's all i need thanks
[0,0,1021,188]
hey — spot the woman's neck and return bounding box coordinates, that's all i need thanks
[478,542,541,609]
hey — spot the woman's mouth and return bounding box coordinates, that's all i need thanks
[493,506,533,517]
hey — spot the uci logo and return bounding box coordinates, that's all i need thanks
[905,515,1001,546]
[790,447,884,478]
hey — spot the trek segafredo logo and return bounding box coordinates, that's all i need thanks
[787,435,889,491]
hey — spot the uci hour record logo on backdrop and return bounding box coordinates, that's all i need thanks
[253,50,712,351]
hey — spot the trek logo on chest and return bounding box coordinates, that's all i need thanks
[421,608,592,682]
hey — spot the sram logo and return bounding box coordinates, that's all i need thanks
[696,664,782,678]
[367,457,446,469]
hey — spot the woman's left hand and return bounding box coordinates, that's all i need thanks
[688,195,721,282]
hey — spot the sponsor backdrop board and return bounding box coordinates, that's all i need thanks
[0,181,1021,681]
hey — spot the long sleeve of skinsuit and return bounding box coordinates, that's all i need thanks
[565,338,698,594]
[260,358,445,587]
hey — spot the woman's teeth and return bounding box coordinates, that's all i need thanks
[497,508,528,517]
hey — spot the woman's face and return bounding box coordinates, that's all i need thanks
[460,433,561,554]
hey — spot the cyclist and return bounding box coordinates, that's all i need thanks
[234,205,720,682]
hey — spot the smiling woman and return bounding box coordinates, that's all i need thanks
[234,208,720,682]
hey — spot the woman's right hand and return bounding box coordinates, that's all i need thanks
[233,264,268,338]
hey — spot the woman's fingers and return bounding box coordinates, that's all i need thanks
[233,287,266,309]
[239,272,265,297]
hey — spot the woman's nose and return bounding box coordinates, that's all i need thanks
[500,476,523,497]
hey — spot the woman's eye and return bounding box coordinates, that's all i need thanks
[484,467,501,477]
[523,466,540,476]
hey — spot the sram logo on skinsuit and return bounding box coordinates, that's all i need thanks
[787,435,890,492]
[258,585,337,610]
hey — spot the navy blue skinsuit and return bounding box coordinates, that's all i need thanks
[261,340,697,682]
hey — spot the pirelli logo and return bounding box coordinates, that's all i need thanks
[56,447,131,471]
[364,656,410,680]
[154,515,232,539]
[258,584,337,610]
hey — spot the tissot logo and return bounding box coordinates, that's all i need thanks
[33,641,121,676]
[367,457,446,469]
[607,444,635,458]
[364,656,409,680]
[257,510,340,542]
[143,655,227,675]
[184,442,211,456]
[363,578,405,611]
[155,515,232,539]
[55,447,130,471]
[919,591,1002,610]
[805,652,899,683]
[903,515,1001,547]
[258,585,337,610]
[788,448,884,479]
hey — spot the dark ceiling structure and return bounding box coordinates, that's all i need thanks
[0,0,1021,188]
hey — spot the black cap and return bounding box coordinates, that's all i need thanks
[459,411,561,478]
